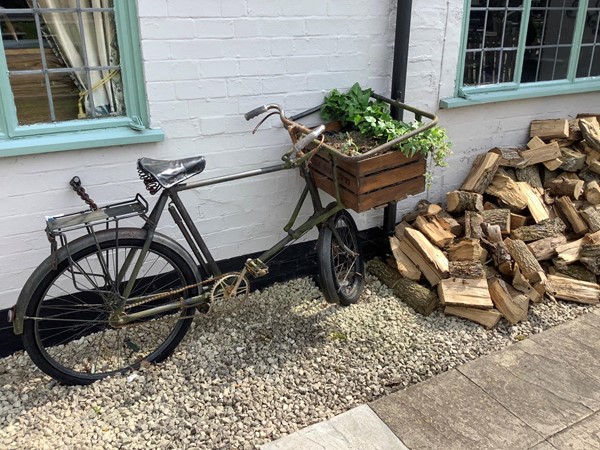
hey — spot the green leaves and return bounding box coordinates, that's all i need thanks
[321,82,451,167]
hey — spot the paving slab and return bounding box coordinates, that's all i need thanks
[548,410,600,449]
[260,405,408,450]
[370,369,542,450]
[579,310,600,328]
[528,441,558,450]
[458,338,600,436]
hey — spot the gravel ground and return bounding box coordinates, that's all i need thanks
[0,272,594,449]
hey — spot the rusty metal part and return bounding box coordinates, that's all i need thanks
[69,176,99,211]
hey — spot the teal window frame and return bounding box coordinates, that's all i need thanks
[441,0,600,109]
[0,1,163,158]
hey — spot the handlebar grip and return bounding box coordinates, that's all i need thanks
[244,105,268,121]
[294,125,326,152]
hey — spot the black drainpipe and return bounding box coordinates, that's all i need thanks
[383,0,413,236]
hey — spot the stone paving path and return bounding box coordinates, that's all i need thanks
[262,309,600,449]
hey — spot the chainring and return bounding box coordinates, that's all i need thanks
[209,273,250,305]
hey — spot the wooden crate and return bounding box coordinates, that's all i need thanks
[307,149,426,213]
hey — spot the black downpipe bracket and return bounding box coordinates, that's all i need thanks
[383,0,413,237]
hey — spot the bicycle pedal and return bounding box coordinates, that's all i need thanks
[245,258,269,278]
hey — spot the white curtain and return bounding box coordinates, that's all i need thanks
[37,0,123,117]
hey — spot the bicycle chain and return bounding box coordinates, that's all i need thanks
[70,177,99,211]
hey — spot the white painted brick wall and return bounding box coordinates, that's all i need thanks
[0,0,598,311]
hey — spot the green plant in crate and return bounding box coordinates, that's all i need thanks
[321,83,451,167]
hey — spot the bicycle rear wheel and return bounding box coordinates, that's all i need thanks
[21,230,200,385]
[317,210,365,305]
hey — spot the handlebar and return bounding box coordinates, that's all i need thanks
[244,105,268,121]
[294,125,325,152]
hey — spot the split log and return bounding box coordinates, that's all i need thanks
[551,263,598,284]
[414,215,455,248]
[559,148,587,172]
[515,165,543,190]
[504,238,547,284]
[404,227,449,275]
[446,191,484,214]
[518,182,549,223]
[484,201,500,210]
[438,210,464,236]
[397,239,443,286]
[481,208,511,234]
[490,147,526,168]
[530,119,569,139]
[460,152,501,193]
[367,258,438,315]
[581,241,600,275]
[546,274,600,304]
[447,239,487,263]
[510,218,567,242]
[488,278,529,325]
[544,158,564,171]
[569,118,584,141]
[402,200,442,223]
[510,213,528,230]
[481,223,514,275]
[444,306,502,329]
[389,236,422,281]
[394,220,411,240]
[580,117,600,151]
[526,235,567,261]
[586,180,600,205]
[580,168,600,184]
[519,142,562,167]
[555,196,588,235]
[512,270,543,303]
[580,205,600,233]
[589,160,600,175]
[464,211,484,240]
[555,238,584,264]
[448,260,486,279]
[527,136,545,149]
[485,173,528,211]
[543,177,584,200]
[437,278,493,309]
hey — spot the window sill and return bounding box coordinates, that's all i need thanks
[440,80,600,109]
[0,126,165,158]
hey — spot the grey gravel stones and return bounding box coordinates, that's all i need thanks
[0,273,594,449]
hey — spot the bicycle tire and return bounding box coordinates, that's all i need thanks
[21,228,201,385]
[317,210,365,306]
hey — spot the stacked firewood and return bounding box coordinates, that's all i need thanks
[369,116,600,329]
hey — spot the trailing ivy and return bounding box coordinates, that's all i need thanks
[321,83,451,168]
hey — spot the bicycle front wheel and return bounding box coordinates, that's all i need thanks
[22,230,200,385]
[317,210,365,306]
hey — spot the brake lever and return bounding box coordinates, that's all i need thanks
[251,111,279,134]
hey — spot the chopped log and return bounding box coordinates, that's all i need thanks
[488,278,529,325]
[449,260,486,279]
[510,213,529,230]
[559,148,587,172]
[394,220,411,239]
[585,146,600,165]
[580,241,600,275]
[530,119,569,139]
[481,223,514,275]
[464,211,484,240]
[555,238,584,264]
[446,191,484,214]
[414,215,455,248]
[551,262,598,283]
[404,227,449,275]
[481,208,511,234]
[510,218,567,242]
[484,201,500,210]
[585,181,600,205]
[526,235,567,261]
[580,205,600,233]
[437,278,493,309]
[512,270,543,303]
[397,239,443,286]
[447,239,487,263]
[555,196,588,235]
[402,200,442,223]
[518,182,549,223]
[444,306,502,329]
[527,136,545,149]
[544,158,564,171]
[569,118,584,141]
[543,177,584,200]
[485,173,528,211]
[389,236,422,281]
[461,152,501,193]
[580,117,600,151]
[589,160,600,175]
[520,142,562,167]
[504,238,547,284]
[580,168,600,184]
[438,210,464,236]
[367,258,438,315]
[490,147,526,168]
[515,165,543,190]
[546,274,600,304]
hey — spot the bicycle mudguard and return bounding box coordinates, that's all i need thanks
[11,228,200,335]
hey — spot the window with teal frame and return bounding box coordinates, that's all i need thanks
[441,0,600,108]
[0,0,163,158]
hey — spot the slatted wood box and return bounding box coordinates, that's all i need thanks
[306,147,426,213]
